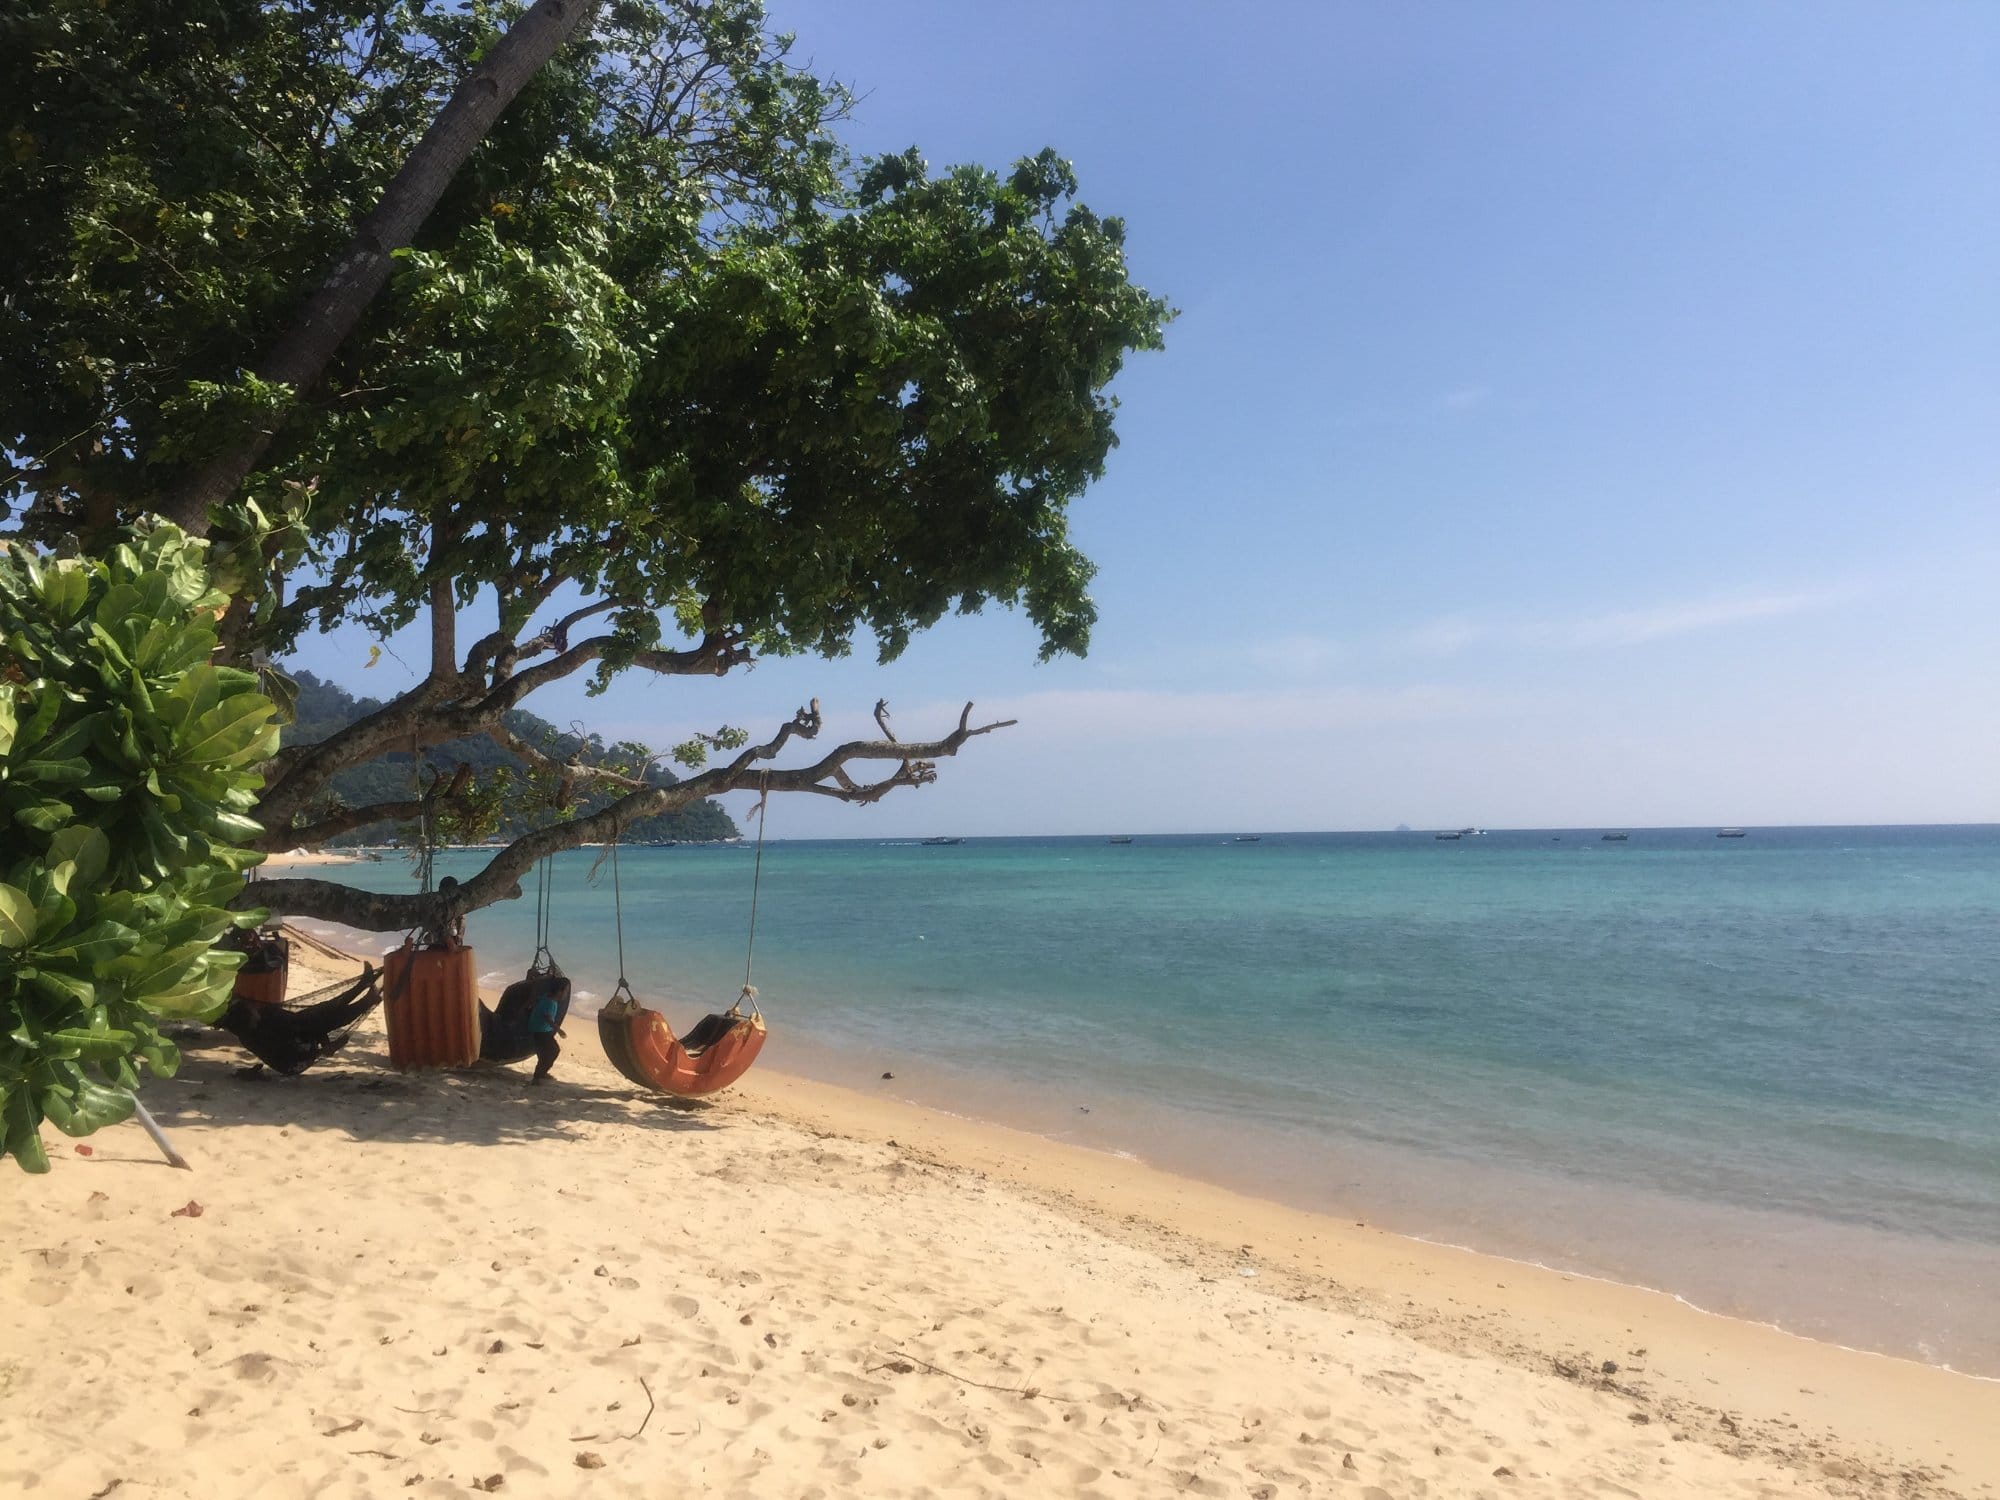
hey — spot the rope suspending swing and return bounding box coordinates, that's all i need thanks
[736,770,769,1020]
[479,850,573,1067]
[596,777,771,1097]
[605,816,638,1012]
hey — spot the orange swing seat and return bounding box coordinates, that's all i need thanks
[382,936,481,1070]
[597,985,766,1098]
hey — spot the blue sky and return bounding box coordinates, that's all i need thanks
[292,1,2000,835]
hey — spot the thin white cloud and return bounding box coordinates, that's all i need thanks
[1401,613,1489,655]
[1400,586,1861,657]
[1242,633,1351,674]
[1183,585,1862,685]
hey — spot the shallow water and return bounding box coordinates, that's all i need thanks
[285,824,2000,1372]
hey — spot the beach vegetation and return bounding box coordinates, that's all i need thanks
[0,524,279,1171]
[2,0,1168,934]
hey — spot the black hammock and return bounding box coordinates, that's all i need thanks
[479,962,572,1064]
[219,966,384,1076]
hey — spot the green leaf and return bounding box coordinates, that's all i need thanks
[53,919,140,967]
[47,1027,140,1062]
[45,826,109,887]
[176,695,276,766]
[0,883,37,949]
[36,560,89,624]
[3,1091,50,1174]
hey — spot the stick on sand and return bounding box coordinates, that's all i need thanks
[130,1094,191,1171]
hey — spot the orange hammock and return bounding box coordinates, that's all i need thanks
[596,983,766,1098]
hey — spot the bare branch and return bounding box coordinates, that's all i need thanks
[486,719,648,796]
[258,621,748,826]
[248,702,1016,929]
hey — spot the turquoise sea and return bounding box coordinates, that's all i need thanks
[285,825,2000,1374]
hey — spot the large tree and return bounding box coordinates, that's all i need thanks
[3,0,1169,932]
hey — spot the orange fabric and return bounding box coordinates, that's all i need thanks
[382,939,480,1070]
[231,962,287,1007]
[598,999,766,1097]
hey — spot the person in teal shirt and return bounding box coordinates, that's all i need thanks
[529,988,564,1084]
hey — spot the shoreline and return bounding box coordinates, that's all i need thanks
[273,901,2000,1381]
[4,928,1989,1497]
[733,1069,1998,1485]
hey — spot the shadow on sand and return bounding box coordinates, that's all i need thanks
[148,1026,723,1149]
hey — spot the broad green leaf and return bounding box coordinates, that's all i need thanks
[0,883,36,948]
[176,695,276,766]
[53,919,140,967]
[3,1091,51,1174]
[45,827,109,886]
[36,561,89,623]
[29,969,99,1010]
[47,1027,140,1062]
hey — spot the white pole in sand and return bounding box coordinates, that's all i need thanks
[128,1094,191,1171]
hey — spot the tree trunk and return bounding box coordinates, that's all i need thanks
[159,0,600,534]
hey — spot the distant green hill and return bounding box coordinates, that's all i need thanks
[284,669,739,846]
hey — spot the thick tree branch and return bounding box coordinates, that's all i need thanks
[158,0,601,532]
[266,797,427,851]
[247,701,1016,930]
[428,574,456,685]
[256,765,474,853]
[256,615,745,827]
[464,573,576,684]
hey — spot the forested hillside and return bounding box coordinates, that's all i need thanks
[284,671,739,847]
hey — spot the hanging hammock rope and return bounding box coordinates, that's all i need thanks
[609,816,634,1005]
[737,770,769,1017]
[477,849,570,1067]
[596,782,770,1096]
[531,850,556,973]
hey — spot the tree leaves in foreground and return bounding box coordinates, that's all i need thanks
[0,526,278,1172]
[2,0,1170,933]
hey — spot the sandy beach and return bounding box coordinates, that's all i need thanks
[2,936,1992,1500]
[263,848,372,867]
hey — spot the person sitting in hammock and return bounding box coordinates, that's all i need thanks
[221,966,382,1076]
[529,985,565,1084]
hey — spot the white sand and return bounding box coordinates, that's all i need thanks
[2,940,1991,1499]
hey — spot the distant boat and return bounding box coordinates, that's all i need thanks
[1107,836,1134,845]
[1435,827,1480,840]
[1602,832,1630,842]
[1232,836,1262,843]
[1717,828,1748,838]
[920,836,964,846]
[1434,831,1462,840]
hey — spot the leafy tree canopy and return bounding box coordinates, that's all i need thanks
[2,0,1169,930]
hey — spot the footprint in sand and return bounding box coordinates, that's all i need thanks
[668,1294,701,1318]
[222,1352,286,1383]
